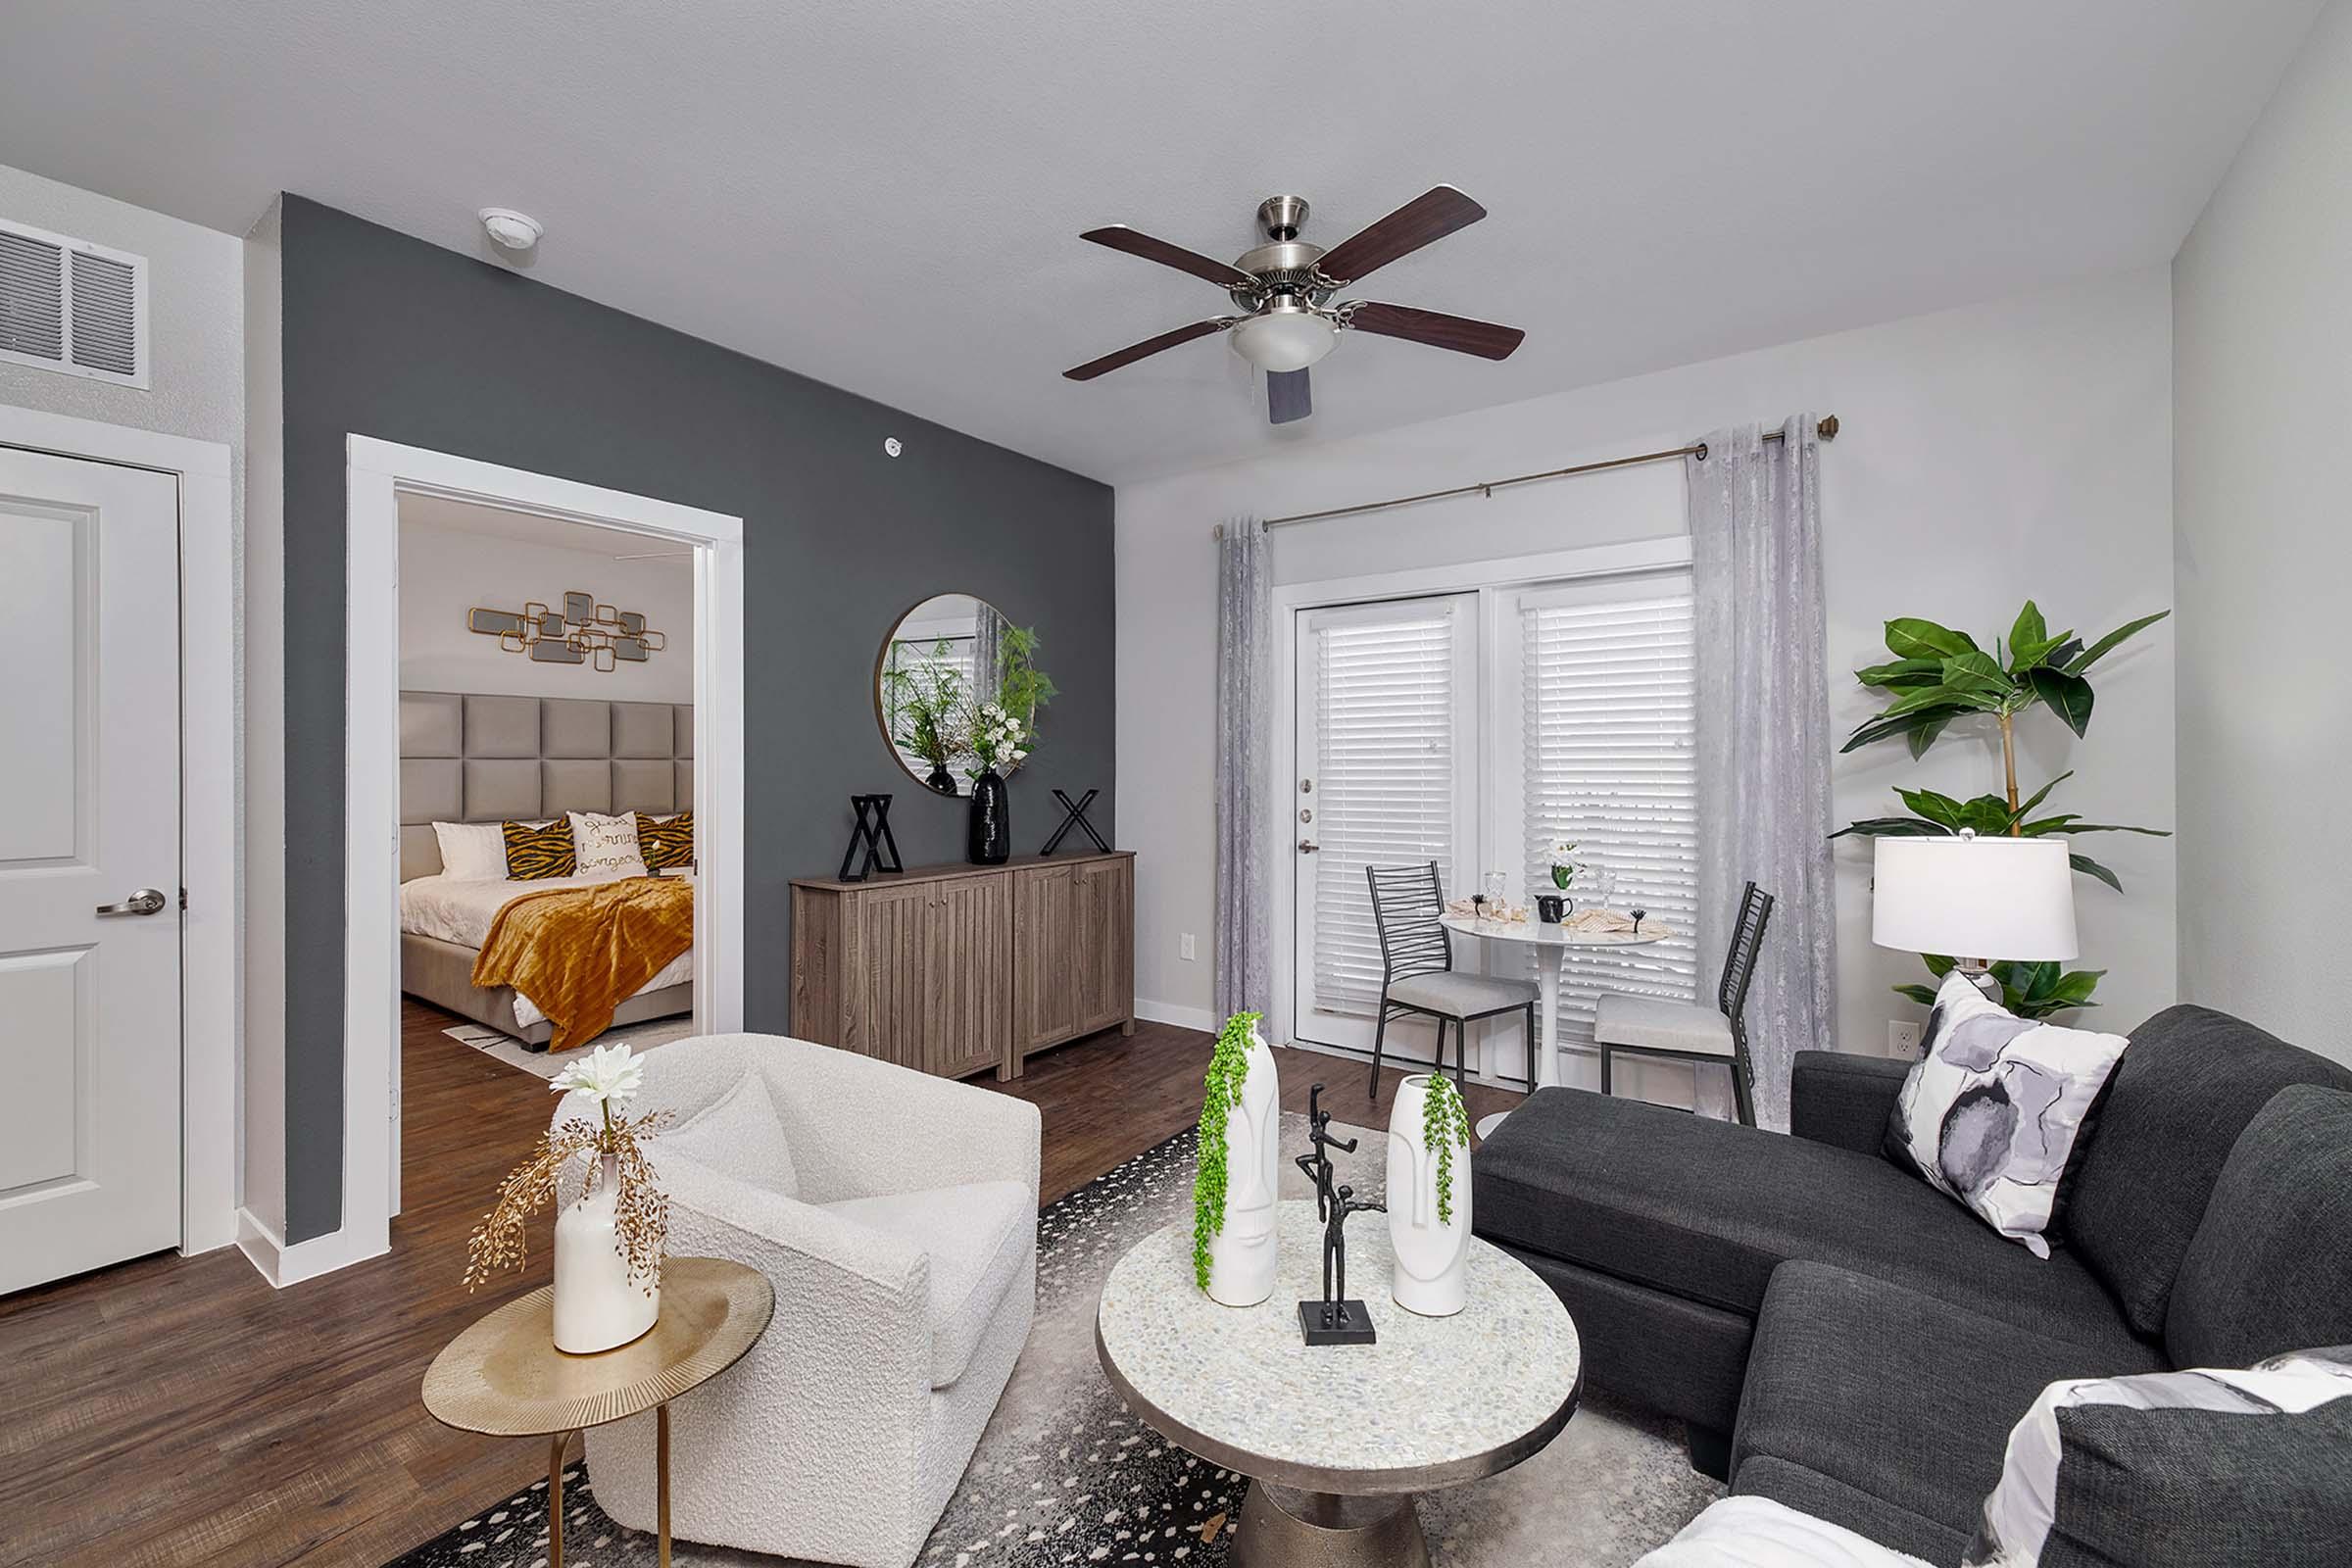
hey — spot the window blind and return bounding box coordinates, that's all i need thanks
[1520,579,1701,1038]
[1309,606,1458,1017]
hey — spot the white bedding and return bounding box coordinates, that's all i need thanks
[400,871,695,1029]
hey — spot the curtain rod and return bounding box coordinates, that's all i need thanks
[1227,414,1838,534]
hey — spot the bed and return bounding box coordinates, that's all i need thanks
[399,690,696,1048]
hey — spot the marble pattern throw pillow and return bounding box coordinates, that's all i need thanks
[1966,1347,2352,1566]
[566,810,649,878]
[1884,970,2128,1257]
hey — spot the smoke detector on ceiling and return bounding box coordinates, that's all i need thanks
[478,208,543,253]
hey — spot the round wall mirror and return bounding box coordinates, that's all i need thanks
[875,594,1024,797]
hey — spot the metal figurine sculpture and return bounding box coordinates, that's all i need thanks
[1294,1083,1385,1346]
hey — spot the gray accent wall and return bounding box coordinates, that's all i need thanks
[279,197,1114,1242]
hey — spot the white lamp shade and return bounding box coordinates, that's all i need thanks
[1229,310,1337,372]
[1872,835,2078,961]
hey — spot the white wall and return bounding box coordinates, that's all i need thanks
[0,160,256,1223]
[2173,0,2352,1063]
[1118,269,2178,1066]
[397,520,695,703]
[241,199,285,1236]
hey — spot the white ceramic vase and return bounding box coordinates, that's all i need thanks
[1202,1023,1281,1306]
[1387,1074,1472,1316]
[553,1151,661,1353]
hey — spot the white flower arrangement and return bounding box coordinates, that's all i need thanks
[1547,838,1580,891]
[550,1041,646,1110]
[966,698,1032,776]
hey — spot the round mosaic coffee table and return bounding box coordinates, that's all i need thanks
[1096,1200,1581,1567]
[422,1255,772,1568]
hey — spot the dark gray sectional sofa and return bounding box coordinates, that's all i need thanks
[1472,1005,2352,1564]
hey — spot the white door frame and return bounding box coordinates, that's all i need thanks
[0,404,239,1258]
[1266,536,1691,1087]
[345,436,746,1258]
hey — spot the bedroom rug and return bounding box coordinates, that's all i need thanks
[386,1115,1722,1568]
[443,1014,697,1082]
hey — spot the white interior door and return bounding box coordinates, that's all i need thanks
[0,447,181,1292]
[1291,594,1478,1056]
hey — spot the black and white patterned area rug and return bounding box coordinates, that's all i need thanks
[388,1117,1719,1567]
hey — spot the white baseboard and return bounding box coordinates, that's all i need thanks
[1135,999,1217,1033]
[235,1207,389,1290]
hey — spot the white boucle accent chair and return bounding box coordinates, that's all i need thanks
[555,1033,1041,1568]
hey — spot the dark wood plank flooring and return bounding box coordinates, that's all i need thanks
[0,1001,1522,1566]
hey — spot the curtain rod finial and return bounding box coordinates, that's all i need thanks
[1818,414,1839,440]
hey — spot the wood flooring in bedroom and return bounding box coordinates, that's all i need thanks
[0,999,1523,1567]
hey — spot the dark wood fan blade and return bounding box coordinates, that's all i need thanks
[1342,301,1526,360]
[1314,185,1488,284]
[1267,368,1311,424]
[1062,318,1232,380]
[1079,225,1257,290]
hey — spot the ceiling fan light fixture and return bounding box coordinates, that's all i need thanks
[1229,308,1337,373]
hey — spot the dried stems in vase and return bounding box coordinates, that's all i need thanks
[463,1044,672,1294]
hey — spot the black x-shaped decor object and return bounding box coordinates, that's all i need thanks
[1039,788,1110,856]
[837,794,905,882]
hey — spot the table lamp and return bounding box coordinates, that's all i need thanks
[1872,830,2077,996]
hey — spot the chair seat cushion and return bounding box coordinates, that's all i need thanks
[823,1179,1035,1388]
[1387,970,1538,1015]
[1732,1261,2166,1544]
[1473,1087,2149,1359]
[1594,994,1734,1056]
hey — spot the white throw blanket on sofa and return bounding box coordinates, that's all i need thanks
[1638,1497,1933,1568]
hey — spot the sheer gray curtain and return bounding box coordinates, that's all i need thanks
[1688,417,1838,1129]
[1214,517,1273,1019]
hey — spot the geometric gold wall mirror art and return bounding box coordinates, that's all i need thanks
[467,589,667,672]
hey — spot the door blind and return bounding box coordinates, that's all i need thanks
[1310,606,1457,1017]
[1520,579,1701,1038]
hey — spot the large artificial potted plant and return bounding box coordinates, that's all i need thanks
[1834,600,2169,1018]
[1194,1010,1280,1305]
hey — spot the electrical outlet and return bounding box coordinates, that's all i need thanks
[1179,933,1197,962]
[1888,1019,1923,1056]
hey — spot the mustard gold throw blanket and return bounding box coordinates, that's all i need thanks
[470,875,694,1052]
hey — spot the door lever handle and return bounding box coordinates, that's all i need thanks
[96,887,169,917]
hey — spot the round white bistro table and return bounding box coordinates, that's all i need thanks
[1096,1200,1582,1568]
[1438,910,1669,1139]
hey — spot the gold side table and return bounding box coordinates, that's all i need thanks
[422,1255,773,1568]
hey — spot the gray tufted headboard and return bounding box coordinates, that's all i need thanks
[399,691,695,881]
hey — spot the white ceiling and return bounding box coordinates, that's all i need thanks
[0,1,2319,482]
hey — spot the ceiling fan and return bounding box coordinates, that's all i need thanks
[1063,185,1526,424]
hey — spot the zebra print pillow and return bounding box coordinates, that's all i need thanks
[636,810,694,870]
[501,818,576,880]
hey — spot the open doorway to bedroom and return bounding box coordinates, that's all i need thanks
[395,493,704,1084]
[347,437,744,1236]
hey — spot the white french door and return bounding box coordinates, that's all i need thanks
[1290,594,1478,1056]
[0,447,183,1292]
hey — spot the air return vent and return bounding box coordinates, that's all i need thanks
[0,218,146,387]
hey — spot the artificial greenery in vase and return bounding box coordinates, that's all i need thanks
[879,636,968,792]
[1835,600,2169,1019]
[1421,1073,1472,1225]
[1192,1009,1260,1291]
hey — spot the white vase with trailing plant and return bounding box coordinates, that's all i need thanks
[1194,1010,1280,1306]
[1386,1072,1472,1316]
[465,1042,672,1354]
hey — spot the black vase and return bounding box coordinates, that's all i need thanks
[925,760,956,796]
[966,768,1009,864]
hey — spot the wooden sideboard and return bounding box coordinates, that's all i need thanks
[790,851,1135,1081]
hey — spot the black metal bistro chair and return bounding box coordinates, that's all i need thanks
[1592,881,1774,1126]
[1365,861,1540,1103]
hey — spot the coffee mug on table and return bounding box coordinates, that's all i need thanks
[1536,894,1567,923]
